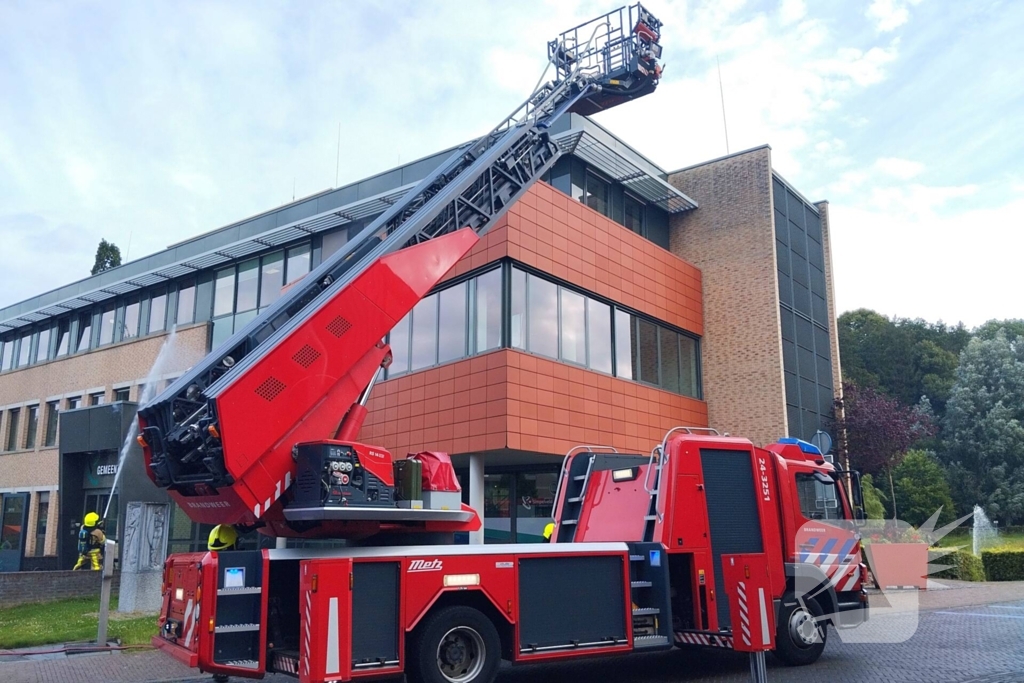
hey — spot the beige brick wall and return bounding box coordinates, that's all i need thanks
[666,147,788,446]
[0,323,208,494]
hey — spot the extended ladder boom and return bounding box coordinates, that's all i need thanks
[138,4,665,527]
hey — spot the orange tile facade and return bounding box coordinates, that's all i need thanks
[361,182,707,460]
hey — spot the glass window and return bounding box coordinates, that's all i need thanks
[55,320,70,357]
[795,473,845,521]
[35,328,50,363]
[584,172,609,216]
[660,328,681,394]
[624,194,645,235]
[322,228,349,259]
[286,244,311,284]
[24,404,38,449]
[614,309,633,380]
[44,401,59,447]
[637,318,659,385]
[437,282,467,364]
[388,313,411,375]
[67,396,81,410]
[259,252,284,309]
[148,292,167,334]
[410,294,438,371]
[516,472,559,542]
[176,281,196,325]
[559,288,586,365]
[210,315,234,350]
[98,308,115,346]
[236,259,259,313]
[18,334,31,366]
[527,274,558,359]
[33,492,49,557]
[483,473,513,544]
[76,314,92,352]
[113,387,130,402]
[6,408,20,451]
[89,392,106,406]
[680,336,698,398]
[122,300,141,340]
[510,268,526,350]
[473,268,502,354]
[588,299,613,374]
[1,339,12,371]
[213,268,236,318]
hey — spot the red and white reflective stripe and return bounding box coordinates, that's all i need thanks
[301,589,312,677]
[183,598,197,649]
[738,580,751,647]
[255,472,291,521]
[840,565,861,591]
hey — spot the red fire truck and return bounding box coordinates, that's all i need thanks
[140,6,868,683]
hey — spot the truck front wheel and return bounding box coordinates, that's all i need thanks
[773,592,826,666]
[408,606,501,683]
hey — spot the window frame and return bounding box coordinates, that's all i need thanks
[44,401,59,448]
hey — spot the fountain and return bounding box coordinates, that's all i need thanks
[972,505,998,556]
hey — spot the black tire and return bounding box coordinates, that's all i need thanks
[773,591,826,666]
[212,675,230,683]
[407,606,502,683]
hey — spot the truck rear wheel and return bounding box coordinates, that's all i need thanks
[773,592,826,666]
[408,606,501,683]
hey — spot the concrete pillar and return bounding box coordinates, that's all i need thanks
[468,453,485,545]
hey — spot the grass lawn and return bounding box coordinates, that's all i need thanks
[934,528,1024,550]
[0,595,158,650]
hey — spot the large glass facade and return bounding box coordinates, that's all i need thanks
[35,328,50,363]
[386,263,701,398]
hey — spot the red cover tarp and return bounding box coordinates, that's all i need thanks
[410,451,461,492]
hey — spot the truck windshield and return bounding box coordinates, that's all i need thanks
[795,473,846,521]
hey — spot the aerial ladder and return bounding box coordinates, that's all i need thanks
[137,4,666,537]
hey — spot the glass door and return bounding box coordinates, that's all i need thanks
[0,493,30,572]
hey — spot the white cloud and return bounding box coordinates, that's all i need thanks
[866,0,922,32]
[874,157,925,180]
[831,193,1018,327]
[779,0,807,25]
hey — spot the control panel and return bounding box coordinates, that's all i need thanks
[293,441,395,508]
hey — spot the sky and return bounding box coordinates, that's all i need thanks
[0,0,1021,328]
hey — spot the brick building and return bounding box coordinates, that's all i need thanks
[0,115,841,563]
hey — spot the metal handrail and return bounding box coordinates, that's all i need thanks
[552,444,619,512]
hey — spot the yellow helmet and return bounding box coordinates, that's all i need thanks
[84,512,100,527]
[542,522,555,541]
[208,524,238,551]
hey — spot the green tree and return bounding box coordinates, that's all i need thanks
[890,450,956,527]
[860,473,887,519]
[942,330,1024,526]
[837,309,970,416]
[91,239,122,275]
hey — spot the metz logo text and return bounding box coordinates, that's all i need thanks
[408,559,443,573]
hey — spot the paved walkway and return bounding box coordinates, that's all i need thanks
[1,581,1022,683]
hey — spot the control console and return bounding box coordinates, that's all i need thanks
[293,440,396,508]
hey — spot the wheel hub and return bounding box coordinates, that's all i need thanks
[436,626,485,682]
[788,607,820,646]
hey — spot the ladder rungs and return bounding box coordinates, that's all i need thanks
[644,515,657,521]
[574,475,588,481]
[629,555,645,561]
[562,519,578,526]
[567,497,583,503]
[630,580,652,588]
[633,607,660,616]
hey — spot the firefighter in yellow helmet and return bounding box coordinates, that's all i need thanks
[73,512,106,570]
[543,522,555,542]
[208,524,239,551]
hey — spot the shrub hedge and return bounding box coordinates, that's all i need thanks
[981,549,1024,581]
[928,549,985,581]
